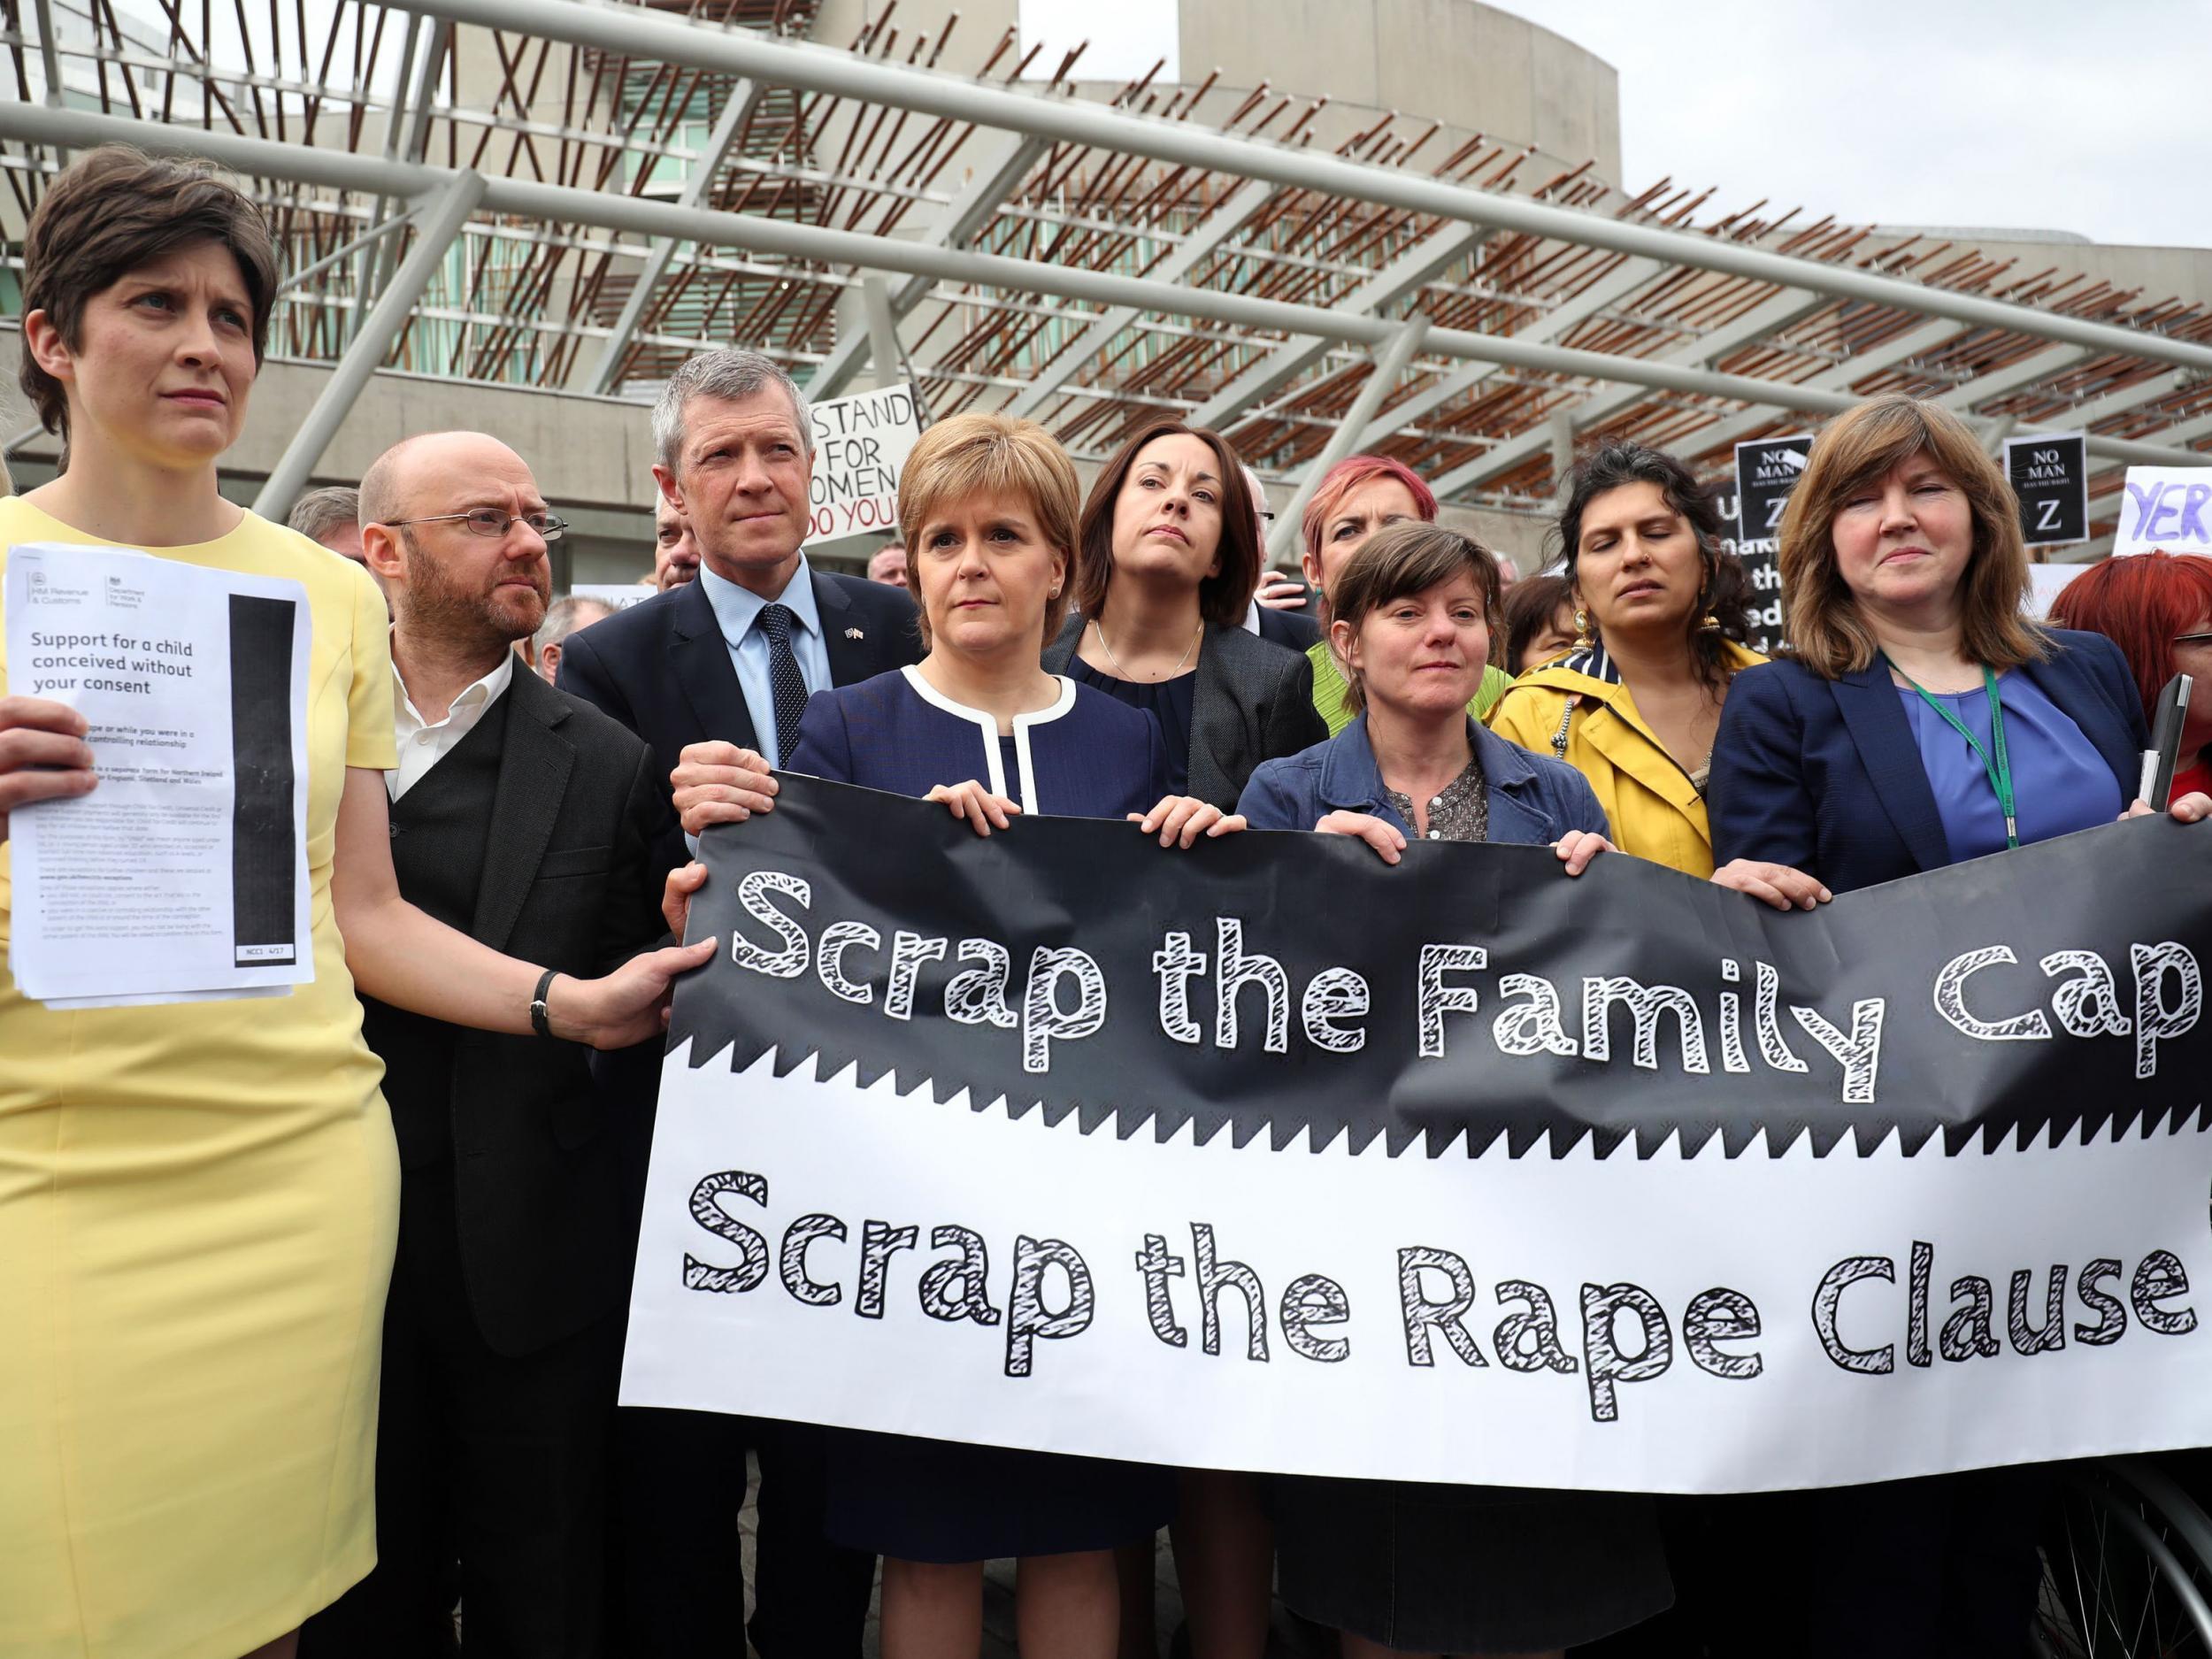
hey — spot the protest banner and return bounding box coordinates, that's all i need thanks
[2005,432,2089,549]
[2025,562,2079,619]
[2116,466,2212,557]
[622,778,2212,1494]
[807,383,924,551]
[1709,485,1786,654]
[1733,435,1813,546]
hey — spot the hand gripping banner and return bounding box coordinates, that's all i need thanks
[621,776,2212,1493]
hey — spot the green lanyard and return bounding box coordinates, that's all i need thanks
[1884,656,2018,849]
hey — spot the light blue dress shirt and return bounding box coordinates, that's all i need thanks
[696,555,833,768]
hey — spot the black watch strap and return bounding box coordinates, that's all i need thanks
[529,968,559,1038]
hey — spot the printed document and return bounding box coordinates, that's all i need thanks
[5,542,312,1004]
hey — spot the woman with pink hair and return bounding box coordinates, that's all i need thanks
[1297,455,1512,732]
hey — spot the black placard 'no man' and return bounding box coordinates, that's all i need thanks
[1733,435,1814,546]
[2004,431,2089,548]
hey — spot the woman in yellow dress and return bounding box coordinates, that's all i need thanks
[1487,440,1824,910]
[0,147,710,1659]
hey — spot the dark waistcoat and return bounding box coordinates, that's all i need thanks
[364,691,511,1170]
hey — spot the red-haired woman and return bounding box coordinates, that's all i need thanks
[1296,455,1512,730]
[2048,549,2212,803]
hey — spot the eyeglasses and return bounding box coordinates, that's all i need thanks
[388,508,568,542]
[2173,633,2212,647]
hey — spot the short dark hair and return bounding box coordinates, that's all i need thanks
[1502,572,1577,676]
[1073,419,1260,632]
[18,146,280,442]
[1552,439,1751,690]
[1327,522,1503,717]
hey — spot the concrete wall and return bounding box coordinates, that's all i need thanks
[809,0,1622,183]
[1867,232,2212,311]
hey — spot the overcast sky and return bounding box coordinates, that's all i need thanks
[1493,0,2210,251]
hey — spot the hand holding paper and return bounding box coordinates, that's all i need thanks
[0,694,97,842]
[5,543,313,1003]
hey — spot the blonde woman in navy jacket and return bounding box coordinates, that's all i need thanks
[1240,524,1667,1659]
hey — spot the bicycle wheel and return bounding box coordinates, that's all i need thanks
[2036,1459,2212,1659]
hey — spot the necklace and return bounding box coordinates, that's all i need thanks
[1093,616,1202,682]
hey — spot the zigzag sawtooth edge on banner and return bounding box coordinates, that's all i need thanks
[663,1039,2212,1164]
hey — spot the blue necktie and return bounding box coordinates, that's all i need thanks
[756,603,810,767]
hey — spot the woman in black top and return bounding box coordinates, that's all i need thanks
[1042,419,1326,812]
[1040,419,1322,1658]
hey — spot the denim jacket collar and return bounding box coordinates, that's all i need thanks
[1317,713,1551,842]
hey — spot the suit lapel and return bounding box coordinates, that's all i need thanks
[1041,614,1080,675]
[669,577,757,749]
[1832,664,1950,873]
[813,571,868,688]
[1186,626,1240,807]
[471,671,576,952]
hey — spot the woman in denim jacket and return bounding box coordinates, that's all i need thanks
[1236,522,1669,1659]
[1240,523,1613,872]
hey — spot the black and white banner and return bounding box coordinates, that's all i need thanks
[621,778,2212,1493]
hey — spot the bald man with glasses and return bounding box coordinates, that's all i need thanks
[302,431,675,1659]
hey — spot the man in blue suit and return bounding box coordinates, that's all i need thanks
[557,347,918,1659]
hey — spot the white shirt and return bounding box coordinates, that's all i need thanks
[388,645,516,801]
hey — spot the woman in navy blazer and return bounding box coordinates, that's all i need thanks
[1707,394,2210,1659]
[704,411,1244,1659]
[1240,525,1670,1659]
[1711,395,2209,901]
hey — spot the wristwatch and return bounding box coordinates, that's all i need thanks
[530,968,559,1038]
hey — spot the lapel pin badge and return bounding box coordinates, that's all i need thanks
[846,627,864,641]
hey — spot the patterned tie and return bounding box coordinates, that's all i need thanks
[756,602,810,767]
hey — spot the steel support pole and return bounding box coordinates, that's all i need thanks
[359,19,452,331]
[31,0,64,105]
[1264,319,1431,565]
[585,76,768,394]
[810,133,1048,401]
[386,0,2212,377]
[1005,177,1274,422]
[351,13,426,326]
[1935,348,2089,414]
[4,106,2200,472]
[29,0,66,166]
[862,275,903,389]
[253,170,488,518]
[1656,317,1965,476]
[1347,256,1669,451]
[1191,223,1483,431]
[1425,283,1842,494]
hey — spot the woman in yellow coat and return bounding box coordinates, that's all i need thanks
[1489,440,1822,909]
[0,148,709,1659]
